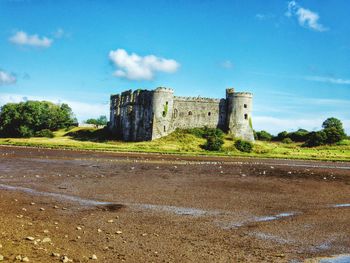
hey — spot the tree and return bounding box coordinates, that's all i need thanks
[322,117,346,140]
[303,131,327,147]
[0,101,76,138]
[85,116,108,127]
[255,130,273,141]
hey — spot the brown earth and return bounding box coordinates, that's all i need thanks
[0,146,350,262]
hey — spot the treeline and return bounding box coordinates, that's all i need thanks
[0,101,77,138]
[254,117,347,147]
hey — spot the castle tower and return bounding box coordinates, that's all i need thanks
[151,87,174,140]
[226,88,254,141]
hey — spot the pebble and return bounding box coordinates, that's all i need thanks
[76,226,82,230]
[40,208,45,211]
[42,237,51,243]
[51,252,60,257]
[116,231,122,235]
[43,230,49,233]
[97,229,102,233]
[30,203,35,205]
[25,237,35,241]
[91,254,98,260]
[0,244,2,248]
[107,219,114,223]
[61,255,71,263]
[0,255,3,261]
[22,257,29,262]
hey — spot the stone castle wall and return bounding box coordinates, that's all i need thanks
[109,87,254,142]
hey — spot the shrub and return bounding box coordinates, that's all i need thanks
[275,131,289,141]
[303,131,327,147]
[186,127,224,139]
[281,138,293,144]
[203,135,224,151]
[324,127,344,144]
[255,130,273,141]
[35,129,54,138]
[288,129,309,142]
[234,139,253,153]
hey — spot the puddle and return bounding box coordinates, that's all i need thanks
[0,183,114,207]
[254,212,297,222]
[133,203,221,217]
[331,204,350,208]
[316,254,350,263]
[217,211,297,229]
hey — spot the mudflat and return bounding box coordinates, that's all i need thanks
[0,146,349,262]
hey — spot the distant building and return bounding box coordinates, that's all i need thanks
[108,87,254,141]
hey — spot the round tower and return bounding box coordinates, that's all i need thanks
[151,87,174,140]
[226,89,254,141]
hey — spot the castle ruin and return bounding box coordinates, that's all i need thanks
[108,87,254,141]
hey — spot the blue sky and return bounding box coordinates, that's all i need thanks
[0,0,349,134]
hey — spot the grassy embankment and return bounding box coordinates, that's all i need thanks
[0,127,349,161]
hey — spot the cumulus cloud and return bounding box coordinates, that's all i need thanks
[9,31,53,48]
[286,1,328,32]
[0,93,109,121]
[0,70,16,85]
[109,49,180,80]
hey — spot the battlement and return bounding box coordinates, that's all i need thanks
[109,87,254,142]
[233,92,253,97]
[174,96,221,103]
[154,87,174,93]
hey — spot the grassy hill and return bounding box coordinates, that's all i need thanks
[0,127,349,161]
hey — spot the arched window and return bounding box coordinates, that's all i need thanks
[244,104,247,108]
[244,114,248,120]
[173,109,178,118]
[208,112,211,116]
[188,111,192,116]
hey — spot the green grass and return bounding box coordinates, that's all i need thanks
[0,127,349,161]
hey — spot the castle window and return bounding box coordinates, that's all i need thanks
[244,104,247,108]
[162,111,166,117]
[244,114,248,120]
[166,101,168,105]
[173,109,178,118]
[208,112,211,116]
[188,111,192,116]
[164,126,166,132]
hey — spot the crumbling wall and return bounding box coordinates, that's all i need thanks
[170,97,227,131]
[110,89,153,141]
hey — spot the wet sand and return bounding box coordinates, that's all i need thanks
[0,146,349,262]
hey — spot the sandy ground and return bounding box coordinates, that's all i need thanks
[0,146,350,262]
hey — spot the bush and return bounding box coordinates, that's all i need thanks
[303,131,327,147]
[275,131,289,141]
[203,135,224,151]
[324,127,344,144]
[288,129,309,142]
[35,129,54,138]
[255,130,273,141]
[281,138,293,144]
[234,139,253,153]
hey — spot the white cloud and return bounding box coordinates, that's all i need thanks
[253,116,350,135]
[221,60,233,69]
[9,31,53,48]
[304,76,350,85]
[0,70,16,85]
[286,1,328,32]
[109,49,180,81]
[0,93,108,122]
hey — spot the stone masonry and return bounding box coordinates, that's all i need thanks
[109,87,254,141]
